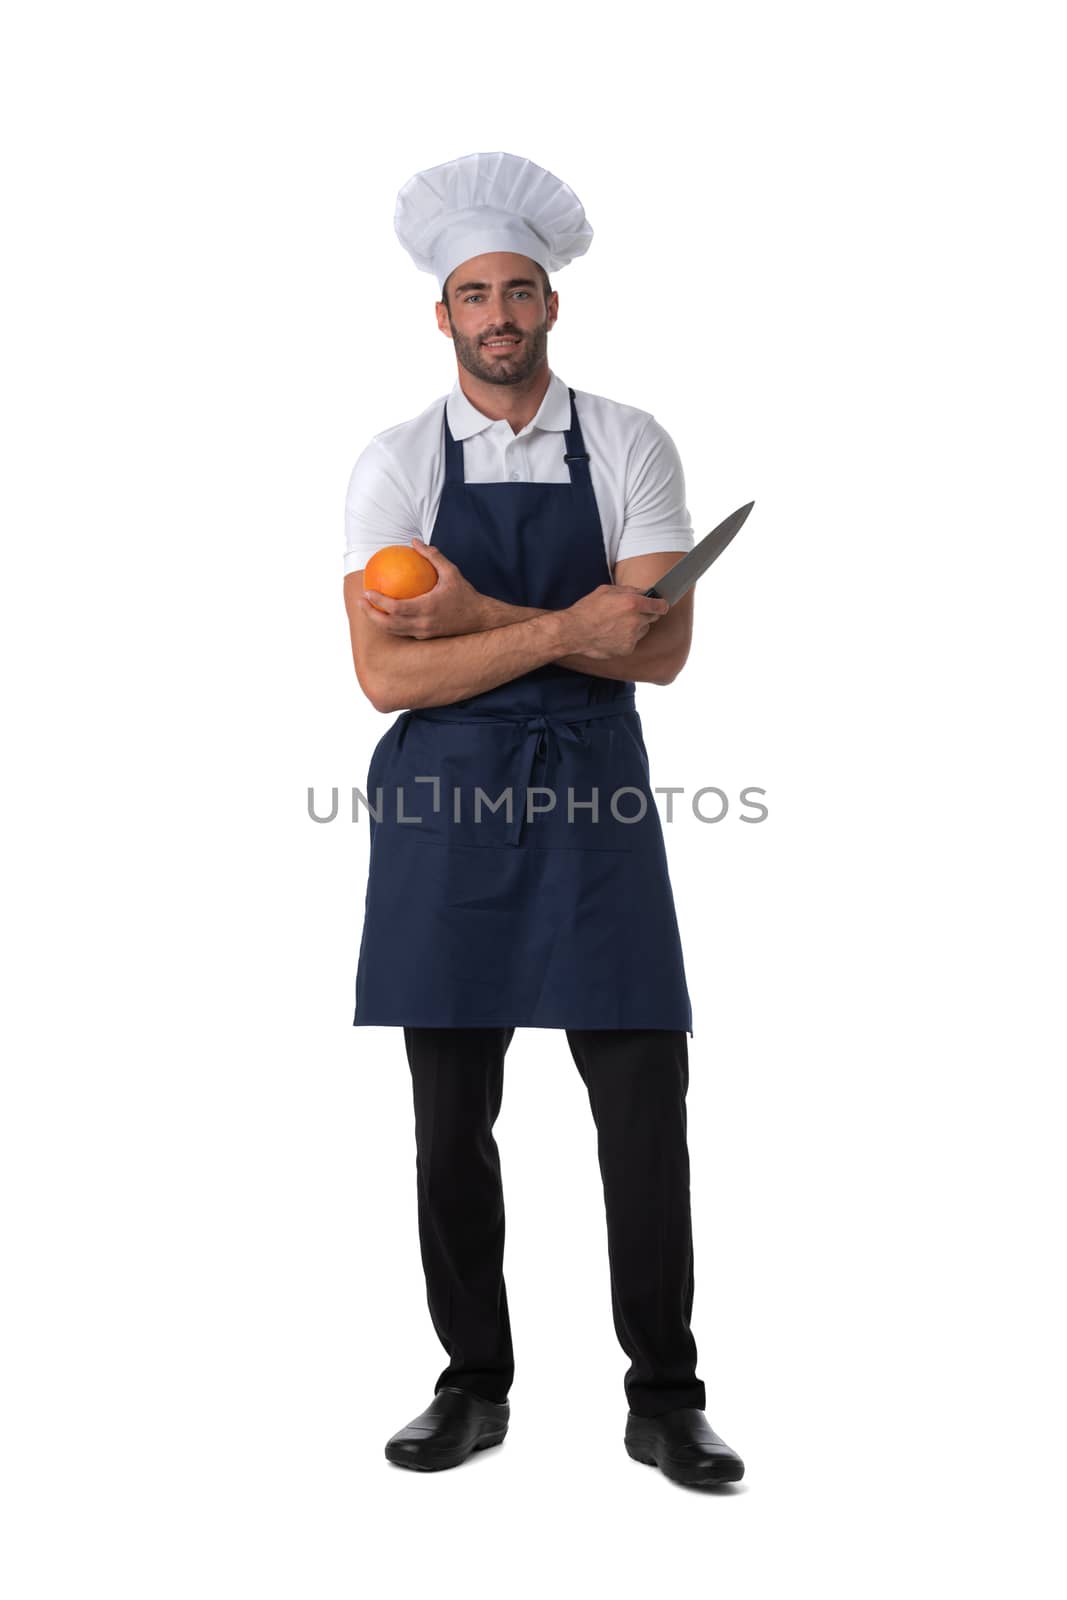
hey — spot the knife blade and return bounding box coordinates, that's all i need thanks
[642,500,755,604]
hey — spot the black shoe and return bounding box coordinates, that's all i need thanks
[384,1386,510,1472]
[625,1408,745,1487]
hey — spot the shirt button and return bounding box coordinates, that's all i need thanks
[509,471,521,481]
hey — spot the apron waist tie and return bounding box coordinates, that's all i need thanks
[406,693,637,846]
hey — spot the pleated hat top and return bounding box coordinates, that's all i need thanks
[393,151,594,292]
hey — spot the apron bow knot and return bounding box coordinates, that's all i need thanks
[510,713,592,844]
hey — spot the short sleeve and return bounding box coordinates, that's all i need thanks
[616,416,696,562]
[343,440,420,576]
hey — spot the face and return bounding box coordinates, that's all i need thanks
[436,251,558,386]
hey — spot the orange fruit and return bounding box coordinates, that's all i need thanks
[363,544,438,612]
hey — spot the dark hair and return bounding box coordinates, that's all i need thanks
[441,262,553,311]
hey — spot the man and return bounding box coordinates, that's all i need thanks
[342,152,744,1488]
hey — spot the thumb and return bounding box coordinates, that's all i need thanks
[411,535,450,569]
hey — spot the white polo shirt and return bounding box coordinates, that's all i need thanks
[343,368,696,578]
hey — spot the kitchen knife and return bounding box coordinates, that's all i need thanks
[642,500,755,604]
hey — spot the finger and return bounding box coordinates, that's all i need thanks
[362,604,410,635]
[366,591,421,616]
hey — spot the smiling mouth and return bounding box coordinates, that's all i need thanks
[482,338,521,350]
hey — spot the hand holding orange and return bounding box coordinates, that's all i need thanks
[363,543,438,611]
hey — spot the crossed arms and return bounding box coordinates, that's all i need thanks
[343,535,694,713]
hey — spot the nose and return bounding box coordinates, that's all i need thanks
[484,288,518,327]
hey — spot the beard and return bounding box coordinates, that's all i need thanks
[449,315,549,386]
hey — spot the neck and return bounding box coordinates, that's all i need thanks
[455,361,552,436]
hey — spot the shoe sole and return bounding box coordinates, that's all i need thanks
[624,1435,745,1486]
[385,1425,508,1472]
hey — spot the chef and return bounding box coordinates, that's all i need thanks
[342,152,744,1488]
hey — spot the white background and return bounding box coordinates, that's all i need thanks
[2,1,1064,1595]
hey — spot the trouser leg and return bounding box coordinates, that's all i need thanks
[403,1026,515,1404]
[565,1027,706,1417]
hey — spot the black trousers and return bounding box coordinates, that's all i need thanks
[402,1026,707,1418]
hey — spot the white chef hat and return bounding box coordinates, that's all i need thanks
[394,151,594,294]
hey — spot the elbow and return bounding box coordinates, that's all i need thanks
[367,679,420,715]
[659,641,692,686]
[369,684,403,715]
[654,656,687,686]
[355,666,398,715]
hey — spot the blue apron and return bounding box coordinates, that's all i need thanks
[353,387,692,1035]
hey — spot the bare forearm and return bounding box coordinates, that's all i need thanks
[477,596,677,685]
[371,609,572,711]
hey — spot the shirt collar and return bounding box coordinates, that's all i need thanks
[446,368,571,441]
